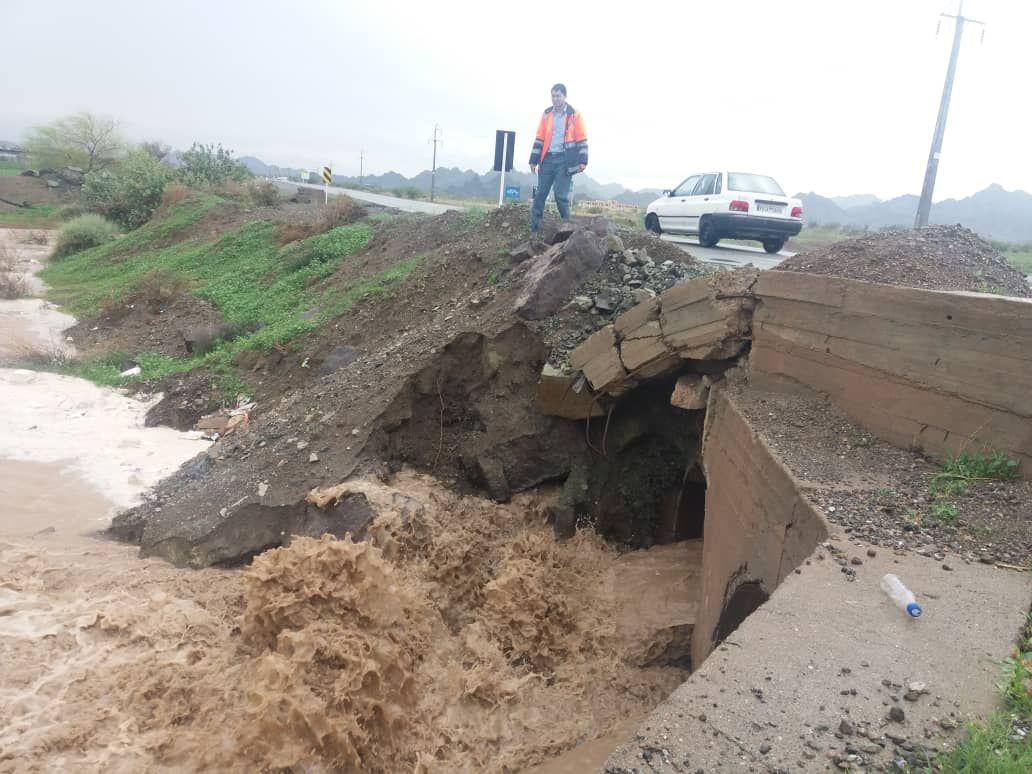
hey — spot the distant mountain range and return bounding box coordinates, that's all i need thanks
[239,157,1032,243]
[797,185,1032,242]
[239,157,662,207]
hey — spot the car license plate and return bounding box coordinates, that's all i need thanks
[757,204,783,214]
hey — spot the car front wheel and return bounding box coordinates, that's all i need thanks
[645,213,661,234]
[698,218,719,248]
[762,238,785,254]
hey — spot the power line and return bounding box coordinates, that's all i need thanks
[915,0,985,229]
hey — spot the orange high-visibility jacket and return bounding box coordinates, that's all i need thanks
[529,104,588,174]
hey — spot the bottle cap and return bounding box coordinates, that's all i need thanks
[906,603,923,618]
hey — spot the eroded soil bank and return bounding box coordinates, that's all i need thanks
[0,227,702,772]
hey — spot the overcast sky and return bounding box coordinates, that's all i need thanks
[3,0,1027,200]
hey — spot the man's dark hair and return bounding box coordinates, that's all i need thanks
[551,83,567,96]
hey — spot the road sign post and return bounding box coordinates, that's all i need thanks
[493,130,516,207]
[322,166,332,204]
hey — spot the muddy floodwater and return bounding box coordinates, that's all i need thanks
[0,228,702,772]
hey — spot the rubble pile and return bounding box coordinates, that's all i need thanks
[778,224,1030,297]
[506,225,712,368]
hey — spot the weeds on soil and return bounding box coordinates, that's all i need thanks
[929,613,1032,773]
[0,245,30,299]
[929,450,1022,498]
[931,502,958,523]
[460,206,489,229]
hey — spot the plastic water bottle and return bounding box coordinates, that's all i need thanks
[881,574,922,618]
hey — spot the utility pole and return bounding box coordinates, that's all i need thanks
[915,0,985,228]
[359,150,364,188]
[428,124,442,202]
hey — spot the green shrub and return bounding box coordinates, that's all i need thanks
[177,143,250,187]
[389,185,425,200]
[81,150,172,228]
[54,202,91,221]
[55,214,119,258]
[247,179,280,207]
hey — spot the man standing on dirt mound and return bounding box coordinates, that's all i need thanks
[528,83,588,235]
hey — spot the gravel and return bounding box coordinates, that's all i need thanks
[777,224,1030,297]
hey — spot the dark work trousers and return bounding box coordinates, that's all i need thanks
[531,152,572,232]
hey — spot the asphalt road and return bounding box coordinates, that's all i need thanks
[273,182,793,270]
[274,181,462,215]
[660,235,793,270]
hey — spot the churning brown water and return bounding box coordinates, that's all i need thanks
[1,471,699,773]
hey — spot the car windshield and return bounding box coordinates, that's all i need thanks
[728,173,785,196]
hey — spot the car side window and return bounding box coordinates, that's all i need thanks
[692,174,717,196]
[673,175,700,197]
[714,174,722,194]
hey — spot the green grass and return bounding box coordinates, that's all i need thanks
[930,614,1032,772]
[0,203,58,228]
[787,224,869,251]
[0,158,25,176]
[460,206,489,229]
[37,196,429,387]
[1001,248,1032,275]
[931,502,959,522]
[929,450,1022,498]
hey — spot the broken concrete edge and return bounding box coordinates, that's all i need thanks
[534,363,606,420]
[137,479,419,569]
[568,269,759,396]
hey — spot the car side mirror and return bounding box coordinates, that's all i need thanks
[663,189,671,196]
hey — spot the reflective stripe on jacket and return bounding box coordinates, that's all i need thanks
[529,104,588,173]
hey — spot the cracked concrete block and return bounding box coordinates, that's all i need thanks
[570,325,627,392]
[620,320,671,372]
[659,270,757,360]
[535,364,605,420]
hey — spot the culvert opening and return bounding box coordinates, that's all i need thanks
[375,324,825,689]
[554,377,707,549]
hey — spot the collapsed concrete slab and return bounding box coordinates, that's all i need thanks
[659,267,758,358]
[568,324,631,395]
[568,268,758,395]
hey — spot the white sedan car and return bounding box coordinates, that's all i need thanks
[645,172,803,254]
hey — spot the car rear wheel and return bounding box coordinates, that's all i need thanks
[645,213,661,234]
[698,218,719,248]
[762,238,785,254]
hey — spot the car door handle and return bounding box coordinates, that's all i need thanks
[703,197,710,201]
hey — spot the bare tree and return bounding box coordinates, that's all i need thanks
[140,139,171,162]
[23,112,125,173]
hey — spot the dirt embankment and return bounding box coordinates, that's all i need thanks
[95,202,711,565]
[778,224,1031,297]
